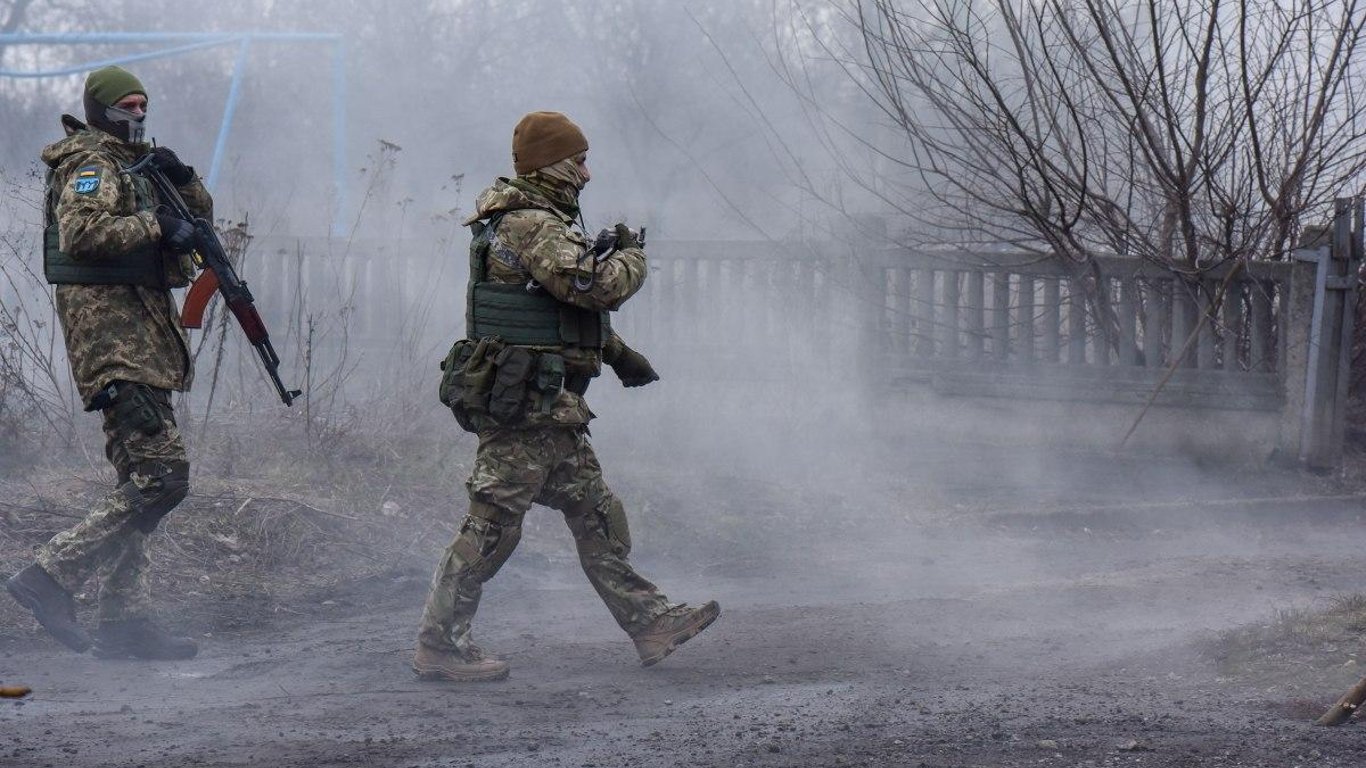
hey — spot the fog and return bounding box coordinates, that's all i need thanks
[3,2,1366,766]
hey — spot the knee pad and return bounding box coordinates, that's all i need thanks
[452,516,522,582]
[124,461,190,534]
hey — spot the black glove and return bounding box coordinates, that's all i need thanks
[613,222,642,251]
[155,213,196,254]
[591,228,617,258]
[606,341,660,388]
[151,146,195,186]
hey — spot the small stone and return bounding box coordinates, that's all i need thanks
[1037,740,1058,749]
[1118,739,1149,752]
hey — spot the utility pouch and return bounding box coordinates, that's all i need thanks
[533,353,566,414]
[438,338,477,409]
[110,382,164,437]
[438,336,503,433]
[487,345,536,425]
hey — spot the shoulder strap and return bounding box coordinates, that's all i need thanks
[43,168,58,228]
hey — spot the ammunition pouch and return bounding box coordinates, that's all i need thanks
[468,282,610,348]
[488,345,535,424]
[438,336,574,432]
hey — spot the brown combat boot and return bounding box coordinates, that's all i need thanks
[632,600,720,667]
[412,643,509,682]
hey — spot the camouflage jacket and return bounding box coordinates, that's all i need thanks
[40,115,213,403]
[465,177,648,426]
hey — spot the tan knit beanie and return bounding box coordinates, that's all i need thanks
[512,111,588,174]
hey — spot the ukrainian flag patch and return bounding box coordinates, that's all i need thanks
[73,166,101,195]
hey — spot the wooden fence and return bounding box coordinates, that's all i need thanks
[5,202,1345,467]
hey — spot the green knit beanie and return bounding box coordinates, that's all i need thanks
[84,66,147,108]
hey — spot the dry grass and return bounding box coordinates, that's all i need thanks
[1204,594,1366,697]
[0,405,477,647]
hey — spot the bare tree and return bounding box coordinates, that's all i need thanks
[793,0,1366,273]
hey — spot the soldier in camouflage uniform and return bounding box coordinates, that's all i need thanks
[5,66,205,660]
[414,111,720,681]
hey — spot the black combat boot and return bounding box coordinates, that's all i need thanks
[92,618,198,660]
[6,564,91,652]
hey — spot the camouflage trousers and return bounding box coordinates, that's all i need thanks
[418,425,670,656]
[36,383,189,623]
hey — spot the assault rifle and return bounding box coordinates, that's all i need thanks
[127,153,302,406]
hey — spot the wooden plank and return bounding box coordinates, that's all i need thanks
[1171,278,1199,369]
[929,367,1282,411]
[660,256,678,344]
[1093,279,1113,367]
[944,271,961,359]
[794,255,814,343]
[884,267,903,357]
[1041,276,1061,364]
[917,268,937,357]
[851,245,1296,283]
[967,271,985,360]
[1222,282,1245,371]
[1118,277,1139,366]
[1067,278,1087,365]
[1017,274,1036,363]
[1197,280,1218,370]
[1250,279,1275,373]
[992,272,1011,360]
[1142,279,1168,369]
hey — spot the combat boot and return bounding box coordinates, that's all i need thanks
[412,643,510,682]
[92,618,198,660]
[632,600,720,667]
[6,564,91,652]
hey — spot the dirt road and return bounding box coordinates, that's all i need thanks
[4,445,1366,767]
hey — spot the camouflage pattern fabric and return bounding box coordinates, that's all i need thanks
[418,174,669,657]
[41,115,211,403]
[36,386,187,622]
[418,425,669,655]
[463,176,647,428]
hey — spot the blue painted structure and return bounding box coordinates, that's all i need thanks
[0,32,348,233]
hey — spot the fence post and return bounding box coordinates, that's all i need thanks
[1278,253,1317,461]
[842,217,890,387]
[1299,197,1364,470]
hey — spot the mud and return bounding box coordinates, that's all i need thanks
[4,443,1366,767]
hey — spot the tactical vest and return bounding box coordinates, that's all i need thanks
[43,166,167,287]
[465,213,610,349]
